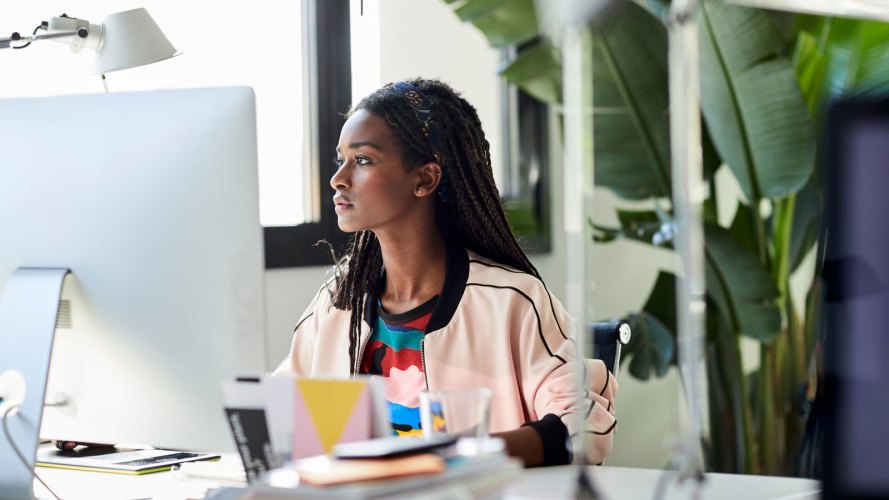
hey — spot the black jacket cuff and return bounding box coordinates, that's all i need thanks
[522,413,571,466]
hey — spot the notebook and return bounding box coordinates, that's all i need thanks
[36,446,219,475]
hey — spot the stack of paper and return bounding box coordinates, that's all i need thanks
[232,451,522,499]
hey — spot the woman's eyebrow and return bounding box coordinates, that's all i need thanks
[347,140,384,151]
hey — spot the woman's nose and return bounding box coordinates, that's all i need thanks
[330,164,350,191]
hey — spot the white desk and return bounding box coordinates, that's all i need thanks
[506,466,820,500]
[34,459,820,500]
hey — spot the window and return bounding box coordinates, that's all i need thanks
[263,0,353,267]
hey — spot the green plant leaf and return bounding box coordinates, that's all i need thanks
[793,17,889,114]
[591,2,671,200]
[625,311,675,380]
[705,224,781,342]
[789,182,821,273]
[454,0,538,48]
[616,209,664,244]
[453,0,505,21]
[499,40,562,104]
[641,271,678,335]
[791,18,830,112]
[699,0,815,203]
[590,208,675,247]
[828,20,889,96]
[589,217,622,243]
[629,0,669,22]
[728,202,757,256]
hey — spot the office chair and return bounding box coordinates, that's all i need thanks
[589,321,631,374]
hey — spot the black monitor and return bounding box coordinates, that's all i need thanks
[822,94,889,500]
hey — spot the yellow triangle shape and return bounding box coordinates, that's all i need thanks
[297,379,366,452]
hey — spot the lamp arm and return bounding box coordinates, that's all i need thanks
[0,29,87,50]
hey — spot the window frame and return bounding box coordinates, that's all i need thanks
[500,44,552,255]
[263,0,352,268]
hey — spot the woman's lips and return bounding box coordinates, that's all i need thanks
[333,196,353,213]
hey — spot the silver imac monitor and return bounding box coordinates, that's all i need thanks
[0,87,267,455]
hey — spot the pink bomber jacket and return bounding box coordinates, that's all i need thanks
[277,246,618,464]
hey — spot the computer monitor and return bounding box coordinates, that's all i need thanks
[822,94,889,499]
[0,87,266,458]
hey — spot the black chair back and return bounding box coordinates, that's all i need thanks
[589,321,631,374]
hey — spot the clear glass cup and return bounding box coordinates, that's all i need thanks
[419,388,492,441]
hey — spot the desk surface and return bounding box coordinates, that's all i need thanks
[33,456,821,500]
[508,466,820,500]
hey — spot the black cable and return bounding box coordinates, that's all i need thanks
[2,405,61,500]
[11,24,44,50]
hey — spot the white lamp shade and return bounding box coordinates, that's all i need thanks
[91,8,177,74]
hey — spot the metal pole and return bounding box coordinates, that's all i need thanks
[563,23,601,498]
[667,0,708,493]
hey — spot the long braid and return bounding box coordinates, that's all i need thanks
[333,230,382,373]
[332,78,539,372]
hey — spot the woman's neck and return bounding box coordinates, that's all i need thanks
[375,227,447,314]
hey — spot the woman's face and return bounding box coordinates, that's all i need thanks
[331,109,422,233]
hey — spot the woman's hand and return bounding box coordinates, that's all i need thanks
[492,427,545,467]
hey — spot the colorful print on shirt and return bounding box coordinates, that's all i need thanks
[360,295,437,437]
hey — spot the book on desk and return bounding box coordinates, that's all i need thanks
[217,374,521,498]
[205,450,521,499]
[35,447,221,475]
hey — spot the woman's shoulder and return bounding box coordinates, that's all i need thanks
[302,270,340,311]
[464,250,550,297]
[462,250,571,327]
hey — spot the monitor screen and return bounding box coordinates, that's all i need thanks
[0,87,266,452]
[823,95,889,499]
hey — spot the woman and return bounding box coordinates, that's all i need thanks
[278,78,617,466]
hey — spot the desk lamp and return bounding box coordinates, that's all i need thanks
[0,8,176,82]
[0,9,175,499]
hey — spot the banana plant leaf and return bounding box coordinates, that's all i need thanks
[624,311,674,380]
[641,270,678,334]
[788,182,822,273]
[705,224,781,342]
[593,209,780,342]
[591,1,671,200]
[699,0,815,203]
[630,0,669,21]
[793,16,889,113]
[589,208,671,246]
[453,0,538,49]
[728,202,757,257]
[500,40,562,104]
[617,271,678,381]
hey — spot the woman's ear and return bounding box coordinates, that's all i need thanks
[414,162,443,197]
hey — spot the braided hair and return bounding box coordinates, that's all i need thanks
[332,78,539,373]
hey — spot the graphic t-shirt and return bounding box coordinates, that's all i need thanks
[360,295,437,436]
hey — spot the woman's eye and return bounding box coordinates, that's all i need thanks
[356,156,372,166]
[333,156,345,167]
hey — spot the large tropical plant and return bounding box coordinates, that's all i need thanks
[442,0,889,475]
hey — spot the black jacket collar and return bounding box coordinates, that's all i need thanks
[363,244,469,333]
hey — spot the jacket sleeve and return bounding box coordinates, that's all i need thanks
[521,285,618,465]
[271,282,330,377]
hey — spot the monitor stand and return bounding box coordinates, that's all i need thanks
[0,268,69,500]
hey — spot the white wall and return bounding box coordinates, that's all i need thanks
[264,0,681,469]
